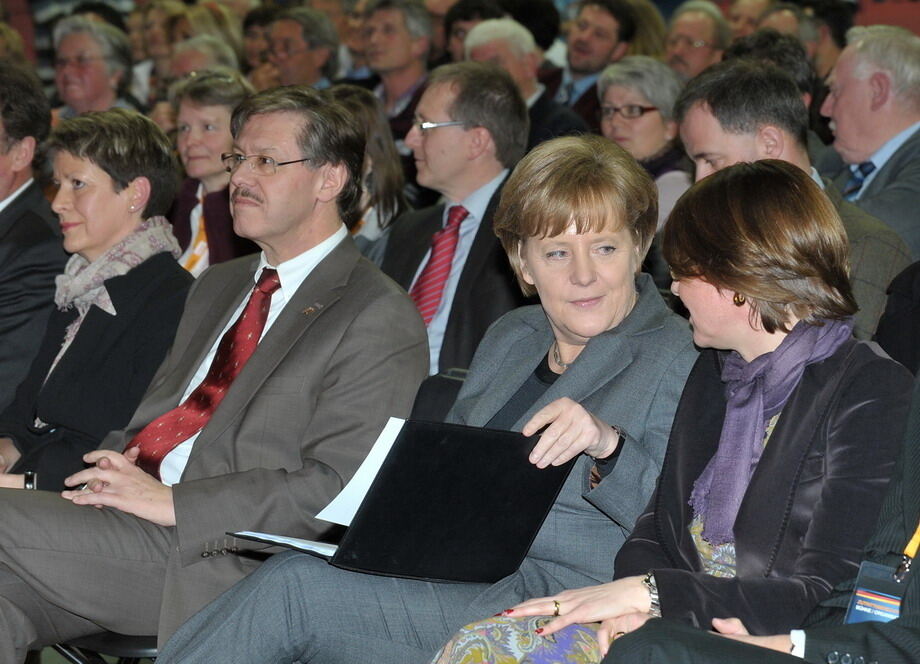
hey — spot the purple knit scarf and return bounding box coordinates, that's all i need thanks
[689,317,854,546]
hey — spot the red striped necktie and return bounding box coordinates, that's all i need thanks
[410,205,469,325]
[124,268,282,479]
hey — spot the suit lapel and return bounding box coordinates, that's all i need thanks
[187,239,358,455]
[386,206,444,289]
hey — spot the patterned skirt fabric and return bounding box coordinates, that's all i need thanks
[431,616,603,664]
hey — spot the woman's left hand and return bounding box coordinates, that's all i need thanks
[504,576,650,636]
[522,397,621,468]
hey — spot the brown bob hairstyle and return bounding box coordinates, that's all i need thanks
[494,134,658,297]
[663,159,857,334]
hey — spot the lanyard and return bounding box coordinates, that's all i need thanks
[895,519,920,582]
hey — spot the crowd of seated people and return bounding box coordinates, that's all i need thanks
[0,2,916,663]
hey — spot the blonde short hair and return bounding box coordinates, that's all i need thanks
[495,134,657,296]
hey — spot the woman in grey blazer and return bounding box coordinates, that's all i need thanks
[155,135,697,664]
[434,161,913,664]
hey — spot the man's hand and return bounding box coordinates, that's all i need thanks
[62,447,176,526]
[712,617,793,653]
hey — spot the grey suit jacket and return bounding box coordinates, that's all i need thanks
[824,180,913,339]
[101,236,429,638]
[449,273,697,603]
[0,181,66,412]
[823,127,920,259]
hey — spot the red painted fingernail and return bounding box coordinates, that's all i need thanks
[535,628,544,634]
[503,609,514,615]
[492,613,502,617]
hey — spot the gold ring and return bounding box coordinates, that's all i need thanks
[614,631,626,639]
[553,600,561,617]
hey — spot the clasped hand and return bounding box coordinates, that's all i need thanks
[523,397,620,468]
[62,447,176,526]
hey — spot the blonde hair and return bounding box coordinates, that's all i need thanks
[495,135,657,296]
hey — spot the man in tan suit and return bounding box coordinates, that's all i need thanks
[0,86,428,661]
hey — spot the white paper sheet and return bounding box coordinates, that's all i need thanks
[232,531,338,557]
[314,416,406,526]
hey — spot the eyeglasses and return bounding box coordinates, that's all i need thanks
[221,153,312,176]
[54,55,105,70]
[413,119,466,133]
[600,104,659,120]
[666,34,714,50]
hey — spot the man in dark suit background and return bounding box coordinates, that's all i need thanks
[0,63,66,420]
[465,18,588,150]
[605,376,920,664]
[538,0,634,134]
[381,61,530,380]
[0,86,428,661]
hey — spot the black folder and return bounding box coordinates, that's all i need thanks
[234,419,576,583]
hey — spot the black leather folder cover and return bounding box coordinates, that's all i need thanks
[330,419,576,583]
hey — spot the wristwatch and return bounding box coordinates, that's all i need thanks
[642,570,661,617]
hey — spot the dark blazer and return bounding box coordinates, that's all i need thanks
[528,88,589,150]
[538,66,601,134]
[606,377,920,664]
[380,180,531,373]
[0,181,67,413]
[168,178,258,265]
[874,260,920,374]
[614,342,914,635]
[1,253,192,491]
[824,179,912,340]
[820,128,920,259]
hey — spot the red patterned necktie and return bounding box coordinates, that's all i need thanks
[410,205,469,325]
[125,268,282,478]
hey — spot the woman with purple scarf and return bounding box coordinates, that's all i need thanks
[431,160,914,664]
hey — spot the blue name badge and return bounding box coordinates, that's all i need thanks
[844,561,905,624]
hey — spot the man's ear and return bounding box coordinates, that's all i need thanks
[756,124,786,159]
[869,71,891,111]
[466,125,496,161]
[610,40,629,63]
[126,175,152,213]
[9,136,35,172]
[411,35,430,61]
[317,162,348,203]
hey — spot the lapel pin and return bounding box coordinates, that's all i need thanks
[302,302,324,315]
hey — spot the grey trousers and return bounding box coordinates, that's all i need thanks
[157,551,505,664]
[0,488,172,664]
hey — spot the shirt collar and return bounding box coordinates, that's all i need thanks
[561,67,600,101]
[447,169,508,225]
[526,83,546,109]
[860,121,920,173]
[0,177,33,215]
[255,224,348,301]
[809,167,826,191]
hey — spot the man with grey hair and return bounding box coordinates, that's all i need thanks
[465,18,587,149]
[268,6,339,87]
[665,0,730,81]
[818,26,920,258]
